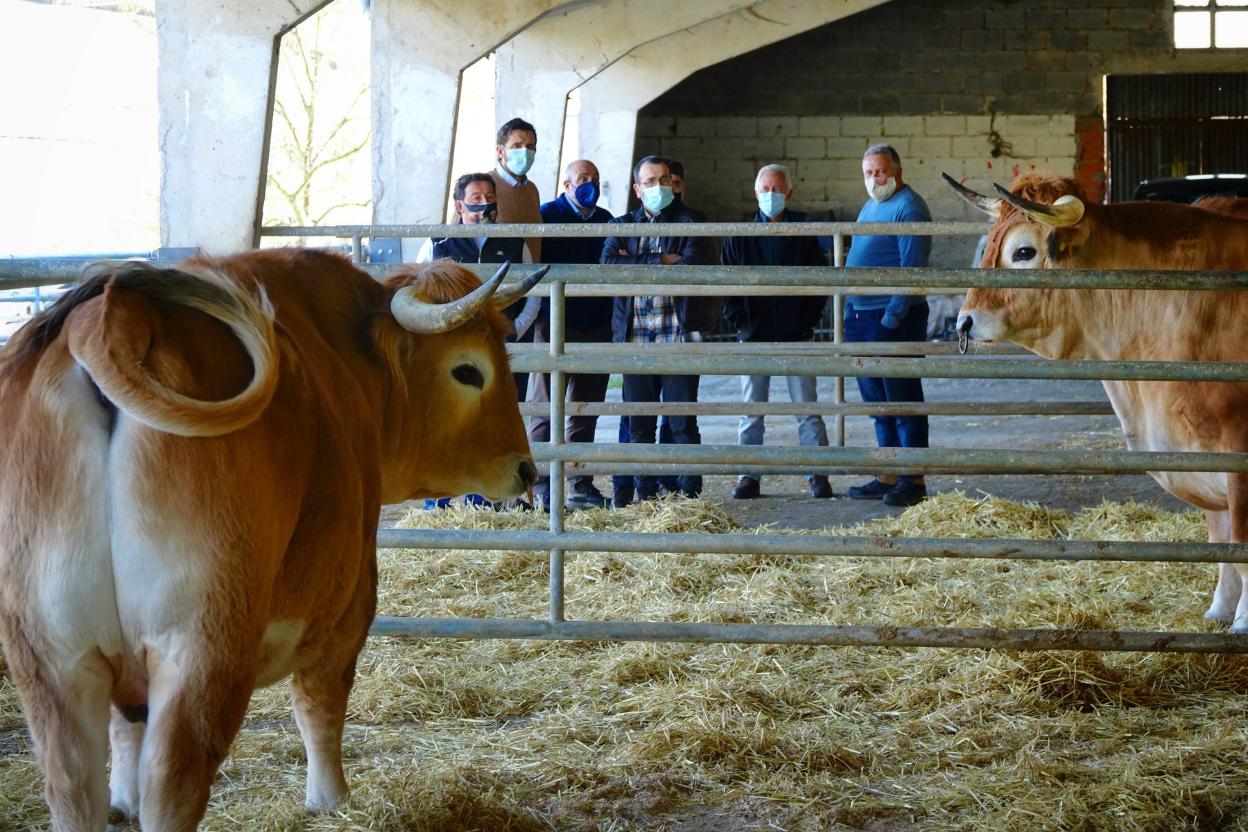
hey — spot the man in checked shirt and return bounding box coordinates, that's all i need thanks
[601,155,717,507]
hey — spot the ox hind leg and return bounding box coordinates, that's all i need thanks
[1223,474,1248,633]
[107,704,145,824]
[1203,510,1241,623]
[136,636,257,830]
[0,621,113,832]
[291,629,368,811]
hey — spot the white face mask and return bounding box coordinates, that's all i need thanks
[866,176,897,202]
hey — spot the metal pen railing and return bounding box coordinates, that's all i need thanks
[10,221,1248,652]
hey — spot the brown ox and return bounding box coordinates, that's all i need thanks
[944,172,1248,631]
[0,249,544,830]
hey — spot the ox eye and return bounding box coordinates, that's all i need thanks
[452,363,484,389]
[1012,246,1037,262]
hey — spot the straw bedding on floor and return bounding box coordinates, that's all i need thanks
[2,492,1246,831]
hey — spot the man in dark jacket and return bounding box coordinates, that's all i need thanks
[602,155,716,506]
[416,172,539,399]
[721,164,832,500]
[528,159,615,511]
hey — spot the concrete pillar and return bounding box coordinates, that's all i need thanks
[156,0,327,253]
[370,0,573,258]
[577,0,888,216]
[494,0,751,199]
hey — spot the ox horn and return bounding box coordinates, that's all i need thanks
[492,264,551,310]
[941,172,1001,216]
[390,260,516,334]
[992,184,1086,227]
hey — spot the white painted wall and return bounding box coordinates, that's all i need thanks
[493,0,752,199]
[369,0,576,259]
[156,0,327,254]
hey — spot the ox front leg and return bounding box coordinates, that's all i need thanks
[1204,511,1240,623]
[291,644,362,811]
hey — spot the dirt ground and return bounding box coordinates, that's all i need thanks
[385,370,1186,530]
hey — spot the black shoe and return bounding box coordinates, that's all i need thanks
[808,475,832,499]
[847,479,893,500]
[883,480,927,507]
[566,486,608,510]
[732,476,760,499]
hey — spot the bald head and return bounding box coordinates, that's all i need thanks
[563,159,601,212]
[564,160,599,187]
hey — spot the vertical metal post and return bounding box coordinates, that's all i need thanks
[832,233,846,448]
[351,235,363,263]
[548,280,567,624]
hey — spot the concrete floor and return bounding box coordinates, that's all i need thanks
[387,369,1189,530]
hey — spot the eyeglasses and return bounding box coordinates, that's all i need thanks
[640,175,672,188]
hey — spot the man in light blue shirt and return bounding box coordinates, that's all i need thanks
[844,143,932,507]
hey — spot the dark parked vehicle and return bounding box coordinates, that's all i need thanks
[1132,173,1248,204]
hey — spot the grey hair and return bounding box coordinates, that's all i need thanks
[864,143,902,168]
[754,163,792,191]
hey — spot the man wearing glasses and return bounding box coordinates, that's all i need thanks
[601,155,716,506]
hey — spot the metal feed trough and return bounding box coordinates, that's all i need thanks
[6,218,1248,654]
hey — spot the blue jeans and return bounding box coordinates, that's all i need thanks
[844,303,929,451]
[614,417,680,499]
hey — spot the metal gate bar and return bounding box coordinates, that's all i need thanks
[377,529,1248,565]
[369,618,1248,654]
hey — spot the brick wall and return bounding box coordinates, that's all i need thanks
[635,0,1245,266]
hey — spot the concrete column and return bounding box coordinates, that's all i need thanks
[494,0,751,198]
[370,0,573,259]
[577,0,888,216]
[156,0,327,253]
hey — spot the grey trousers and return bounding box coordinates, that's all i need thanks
[738,374,828,481]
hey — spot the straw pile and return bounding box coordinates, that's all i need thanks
[3,493,1248,831]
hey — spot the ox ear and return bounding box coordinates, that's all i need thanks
[941,172,1001,217]
[992,184,1086,227]
[492,264,550,310]
[390,260,513,334]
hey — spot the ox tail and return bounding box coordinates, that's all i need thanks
[62,261,279,437]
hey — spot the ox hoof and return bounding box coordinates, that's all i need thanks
[108,806,137,824]
[1204,607,1235,623]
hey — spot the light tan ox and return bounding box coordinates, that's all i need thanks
[0,249,545,830]
[944,172,1248,632]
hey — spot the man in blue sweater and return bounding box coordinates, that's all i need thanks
[528,160,615,511]
[844,144,932,507]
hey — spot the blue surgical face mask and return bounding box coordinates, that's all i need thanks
[641,184,674,214]
[572,180,600,208]
[758,191,786,218]
[506,147,535,176]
